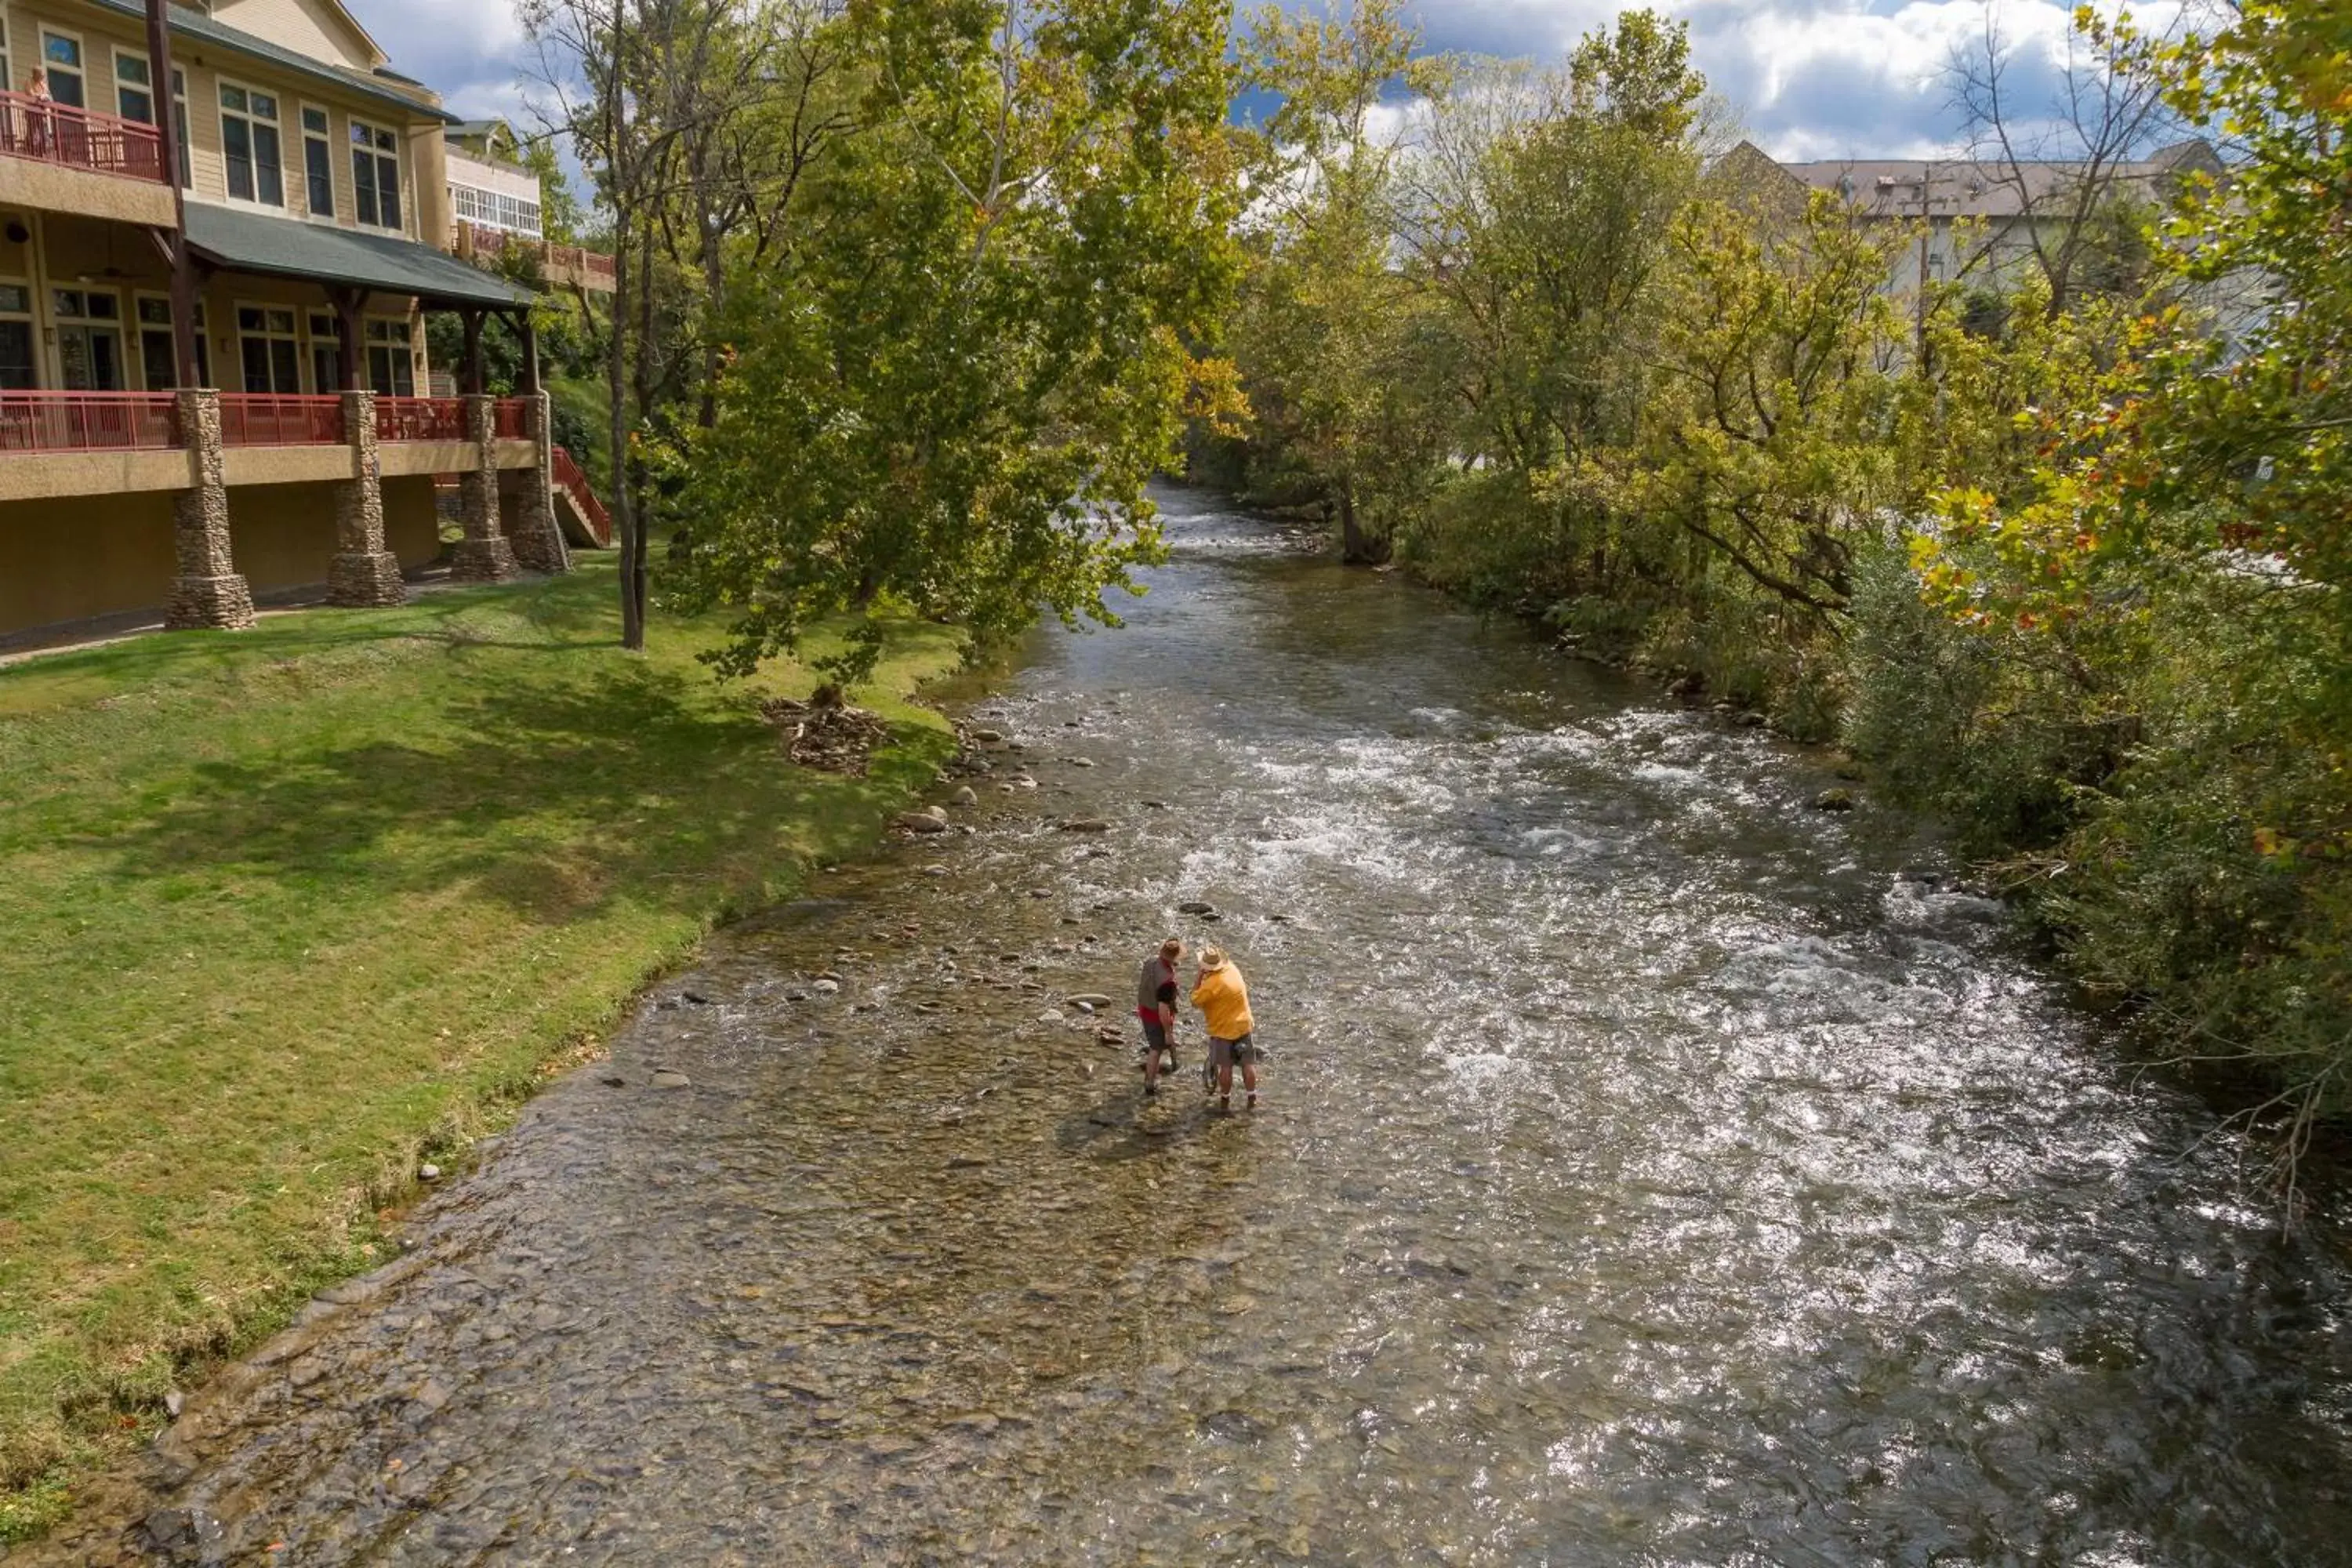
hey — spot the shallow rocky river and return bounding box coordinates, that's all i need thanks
[45,489,2352,1565]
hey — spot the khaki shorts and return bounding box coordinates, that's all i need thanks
[1208,1033,1256,1070]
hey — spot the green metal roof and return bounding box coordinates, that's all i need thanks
[183,202,532,310]
[83,1,461,124]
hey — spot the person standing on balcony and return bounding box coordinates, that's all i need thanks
[24,70,53,157]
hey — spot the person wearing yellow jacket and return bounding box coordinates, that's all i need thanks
[1190,946,1258,1111]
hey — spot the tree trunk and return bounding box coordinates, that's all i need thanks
[1337,482,1388,566]
[606,44,642,652]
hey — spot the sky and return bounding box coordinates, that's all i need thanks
[343,0,2094,165]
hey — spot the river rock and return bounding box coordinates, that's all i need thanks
[1069,757,1098,768]
[1064,993,1113,1008]
[652,1070,693,1090]
[813,978,841,995]
[951,786,979,808]
[1011,775,1039,790]
[1038,1010,1065,1024]
[897,809,951,833]
[970,728,1005,744]
[1812,788,1857,812]
[418,1163,441,1181]
[1058,818,1112,833]
[1177,900,1216,916]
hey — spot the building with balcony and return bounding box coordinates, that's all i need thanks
[0,0,605,645]
[445,115,612,294]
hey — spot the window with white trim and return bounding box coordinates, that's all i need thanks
[350,121,401,231]
[236,303,300,394]
[307,310,343,393]
[0,20,11,104]
[40,31,84,110]
[114,49,151,123]
[299,107,333,217]
[365,318,414,397]
[220,82,285,207]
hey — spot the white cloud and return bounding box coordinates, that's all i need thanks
[346,0,535,126]
[1398,0,2094,160]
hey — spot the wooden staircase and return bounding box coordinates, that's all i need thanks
[550,445,612,548]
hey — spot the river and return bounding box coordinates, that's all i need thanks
[49,487,2352,1565]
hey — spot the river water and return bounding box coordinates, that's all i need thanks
[54,488,2352,1565]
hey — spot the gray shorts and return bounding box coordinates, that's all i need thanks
[1209,1033,1256,1069]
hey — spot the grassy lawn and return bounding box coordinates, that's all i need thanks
[0,561,962,1537]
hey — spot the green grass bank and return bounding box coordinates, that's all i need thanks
[0,562,964,1537]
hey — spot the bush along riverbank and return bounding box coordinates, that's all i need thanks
[1198,2,2352,1154]
[0,560,968,1538]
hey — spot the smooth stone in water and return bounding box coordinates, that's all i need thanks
[897,811,951,834]
[652,1070,693,1090]
[1812,787,1857,811]
[813,978,841,994]
[952,786,979,807]
[1058,818,1112,833]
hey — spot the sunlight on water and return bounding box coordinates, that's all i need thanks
[56,486,2352,1566]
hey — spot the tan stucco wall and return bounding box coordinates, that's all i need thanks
[0,448,194,503]
[0,488,174,631]
[220,444,357,486]
[223,477,339,592]
[0,159,176,225]
[377,440,472,477]
[382,473,437,565]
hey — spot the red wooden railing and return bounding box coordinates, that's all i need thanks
[376,396,466,443]
[452,220,616,290]
[217,394,344,446]
[550,444,612,546]
[0,390,178,452]
[492,397,532,439]
[0,91,166,183]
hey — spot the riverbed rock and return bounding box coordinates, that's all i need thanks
[1069,757,1098,768]
[951,786,979,808]
[1038,1010,1065,1024]
[1177,900,1216,916]
[1064,993,1113,1008]
[1011,775,1039,789]
[813,978,841,995]
[970,728,1005,744]
[418,1163,441,1182]
[1058,818,1112,833]
[896,810,951,834]
[652,1070,693,1090]
[1812,788,1857,812]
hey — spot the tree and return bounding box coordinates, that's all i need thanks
[669,0,1241,683]
[1947,1,2187,312]
[1231,0,1438,561]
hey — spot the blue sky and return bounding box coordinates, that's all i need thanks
[346,0,2090,164]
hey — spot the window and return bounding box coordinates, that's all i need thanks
[307,310,343,393]
[116,53,190,187]
[220,82,284,207]
[40,31,84,110]
[1,20,14,105]
[53,289,123,391]
[135,295,207,390]
[365,318,414,398]
[0,282,34,391]
[350,121,401,231]
[114,49,151,123]
[236,304,300,394]
[300,107,333,217]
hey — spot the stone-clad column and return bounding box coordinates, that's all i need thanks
[327,389,407,607]
[503,391,568,575]
[164,389,256,630]
[450,394,518,583]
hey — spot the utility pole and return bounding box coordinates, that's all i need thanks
[144,0,199,386]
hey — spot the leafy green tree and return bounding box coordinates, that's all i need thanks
[670,0,1240,682]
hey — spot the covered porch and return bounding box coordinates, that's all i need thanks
[0,205,579,639]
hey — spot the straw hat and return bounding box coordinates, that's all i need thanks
[1198,946,1229,971]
